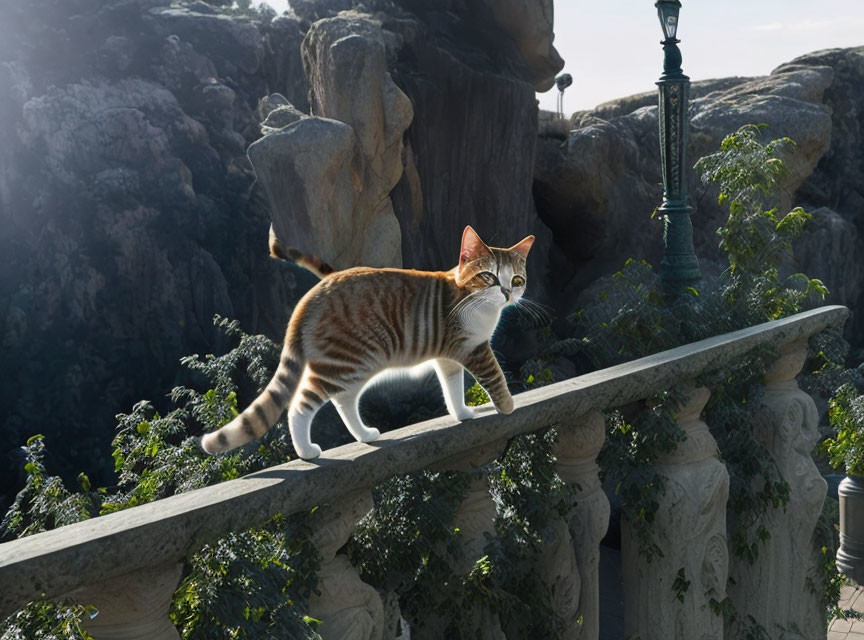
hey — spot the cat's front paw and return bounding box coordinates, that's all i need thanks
[453,405,476,421]
[296,443,323,460]
[358,427,380,443]
[495,396,515,415]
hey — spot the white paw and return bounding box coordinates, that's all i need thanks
[453,405,476,421]
[296,443,323,460]
[358,427,380,443]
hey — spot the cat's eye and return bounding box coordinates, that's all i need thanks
[477,271,498,285]
[511,275,526,287]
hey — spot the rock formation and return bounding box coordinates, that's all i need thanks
[534,47,864,342]
[249,12,412,271]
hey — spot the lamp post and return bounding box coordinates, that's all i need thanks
[655,0,700,292]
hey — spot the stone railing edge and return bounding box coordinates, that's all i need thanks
[0,304,849,617]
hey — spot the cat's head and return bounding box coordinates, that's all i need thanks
[455,225,534,308]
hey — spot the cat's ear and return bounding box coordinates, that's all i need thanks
[508,235,535,259]
[459,225,491,267]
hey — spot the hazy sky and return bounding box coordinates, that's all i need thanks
[261,0,864,113]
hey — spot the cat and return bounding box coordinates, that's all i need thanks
[200,225,534,459]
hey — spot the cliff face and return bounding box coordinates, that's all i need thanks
[0,0,562,497]
[0,0,314,494]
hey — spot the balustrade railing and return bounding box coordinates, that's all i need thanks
[0,305,849,639]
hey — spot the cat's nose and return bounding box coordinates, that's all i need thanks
[501,287,511,301]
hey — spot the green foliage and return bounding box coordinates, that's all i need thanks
[672,567,691,603]
[811,496,864,624]
[2,435,101,538]
[598,401,684,562]
[821,384,864,475]
[560,124,842,619]
[465,382,490,407]
[349,429,573,638]
[0,601,96,640]
[172,515,320,640]
[694,123,827,322]
[1,318,320,640]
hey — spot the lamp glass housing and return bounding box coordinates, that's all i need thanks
[656,1,681,40]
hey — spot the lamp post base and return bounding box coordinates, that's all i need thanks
[659,204,700,291]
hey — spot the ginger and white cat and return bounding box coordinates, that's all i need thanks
[201,226,533,459]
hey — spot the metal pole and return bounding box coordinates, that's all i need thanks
[656,12,700,292]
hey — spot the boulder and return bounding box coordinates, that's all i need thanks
[146,2,265,75]
[248,114,367,267]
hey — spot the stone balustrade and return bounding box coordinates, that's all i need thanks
[0,305,849,639]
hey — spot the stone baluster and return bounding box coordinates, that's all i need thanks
[69,561,184,640]
[308,490,387,640]
[622,385,730,640]
[410,440,507,640]
[725,339,827,640]
[553,409,610,639]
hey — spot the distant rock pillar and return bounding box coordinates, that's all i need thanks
[622,385,729,640]
[248,13,412,272]
[725,340,827,640]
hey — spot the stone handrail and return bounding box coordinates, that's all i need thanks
[0,305,850,638]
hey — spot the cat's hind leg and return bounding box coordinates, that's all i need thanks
[434,358,475,421]
[288,367,333,459]
[330,388,380,444]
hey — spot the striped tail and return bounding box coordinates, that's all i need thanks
[269,224,335,280]
[200,350,302,453]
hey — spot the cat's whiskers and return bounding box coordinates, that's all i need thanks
[448,292,484,322]
[514,297,552,327]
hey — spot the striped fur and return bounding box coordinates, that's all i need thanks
[200,226,534,459]
[268,224,334,279]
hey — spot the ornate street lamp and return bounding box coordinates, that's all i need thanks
[655,0,700,291]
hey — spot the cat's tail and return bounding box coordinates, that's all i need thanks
[200,348,303,454]
[269,224,335,280]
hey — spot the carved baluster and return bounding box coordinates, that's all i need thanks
[68,561,184,640]
[553,409,610,639]
[622,385,729,640]
[308,490,386,640]
[411,441,507,640]
[725,339,827,639]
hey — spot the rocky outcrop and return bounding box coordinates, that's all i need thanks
[249,0,564,277]
[384,0,561,273]
[534,48,864,336]
[0,0,312,496]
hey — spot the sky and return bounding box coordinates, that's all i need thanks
[260,0,864,113]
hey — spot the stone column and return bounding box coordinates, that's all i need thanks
[622,385,729,640]
[554,409,610,640]
[726,339,827,640]
[69,561,184,640]
[308,491,386,640]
